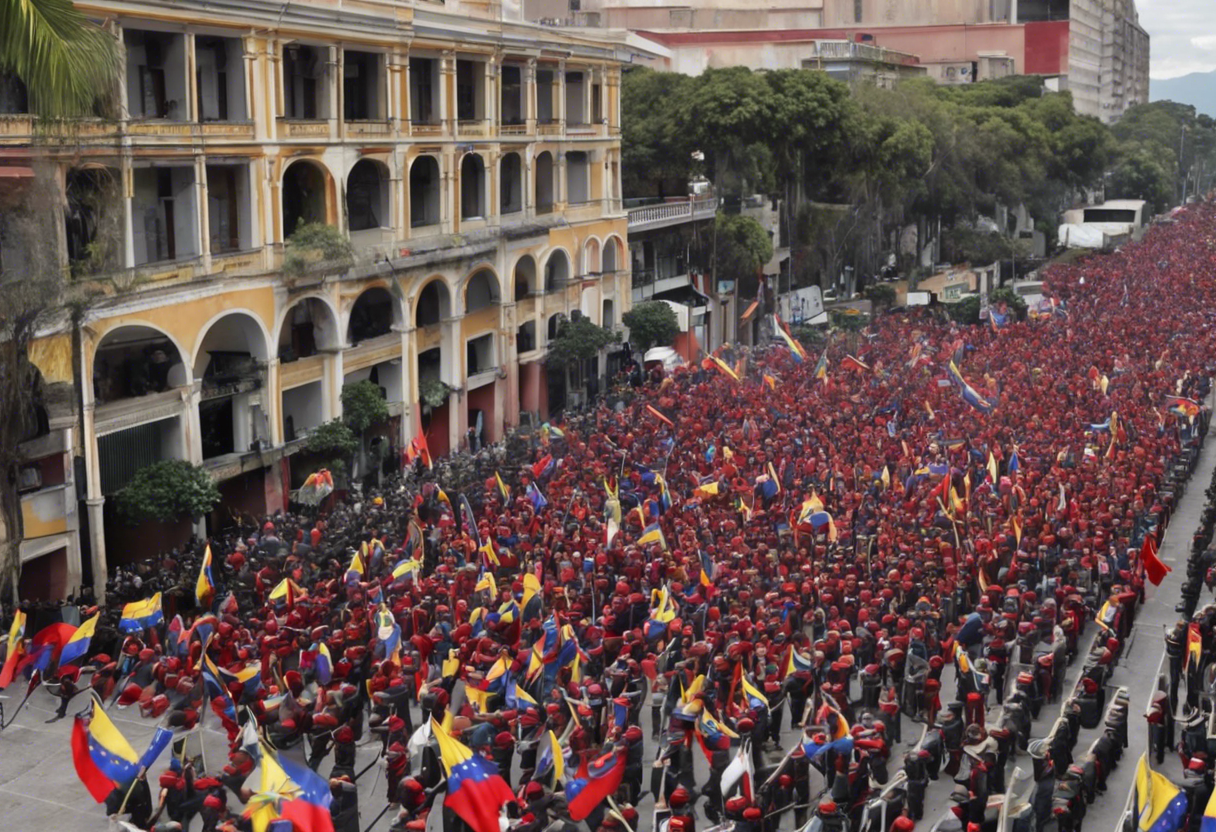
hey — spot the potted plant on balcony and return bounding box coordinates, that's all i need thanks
[283,222,354,280]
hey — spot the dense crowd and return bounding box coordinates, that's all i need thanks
[5,201,1216,832]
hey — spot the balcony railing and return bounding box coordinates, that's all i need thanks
[499,122,528,137]
[626,195,717,232]
[280,118,329,138]
[537,121,562,137]
[346,119,393,137]
[457,119,489,138]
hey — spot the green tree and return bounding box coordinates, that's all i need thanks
[283,222,354,277]
[546,316,620,370]
[622,301,680,354]
[713,213,773,298]
[621,68,695,197]
[341,379,389,433]
[306,418,359,485]
[114,460,220,525]
[0,0,120,118]
[1108,144,1174,214]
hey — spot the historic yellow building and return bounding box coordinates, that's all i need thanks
[0,0,645,599]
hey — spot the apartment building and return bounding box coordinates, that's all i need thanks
[529,0,1148,121]
[0,0,647,599]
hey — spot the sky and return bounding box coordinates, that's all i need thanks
[1137,0,1216,79]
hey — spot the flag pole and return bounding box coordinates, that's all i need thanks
[0,672,41,728]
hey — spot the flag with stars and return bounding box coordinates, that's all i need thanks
[432,718,515,832]
[72,703,172,802]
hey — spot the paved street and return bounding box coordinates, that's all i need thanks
[2,394,1210,832]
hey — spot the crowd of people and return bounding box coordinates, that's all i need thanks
[5,200,1216,832]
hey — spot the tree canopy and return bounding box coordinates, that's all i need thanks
[114,460,221,525]
[622,301,680,354]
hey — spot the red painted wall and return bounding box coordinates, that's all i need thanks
[467,383,498,444]
[19,547,68,601]
[1024,21,1069,75]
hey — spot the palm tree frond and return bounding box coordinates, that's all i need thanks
[0,0,120,119]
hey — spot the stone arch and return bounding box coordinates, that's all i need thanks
[463,266,501,314]
[346,158,390,232]
[543,247,570,292]
[512,254,537,301]
[282,158,334,238]
[276,295,341,361]
[91,322,190,404]
[602,234,623,273]
[409,154,442,228]
[414,275,453,328]
[191,309,272,382]
[535,151,554,214]
[583,235,601,276]
[459,152,487,220]
[346,284,403,344]
[499,152,523,214]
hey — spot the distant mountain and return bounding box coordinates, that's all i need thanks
[1151,70,1216,118]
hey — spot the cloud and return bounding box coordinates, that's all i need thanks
[1137,0,1216,78]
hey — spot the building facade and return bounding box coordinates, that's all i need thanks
[0,0,645,600]
[529,0,1149,121]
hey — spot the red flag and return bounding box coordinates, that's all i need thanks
[1141,535,1170,586]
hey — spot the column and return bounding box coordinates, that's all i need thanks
[266,357,283,446]
[269,39,283,140]
[334,46,346,140]
[487,52,500,132]
[320,347,344,422]
[557,151,567,210]
[525,59,537,134]
[182,384,207,541]
[243,37,265,139]
[441,149,455,234]
[502,301,519,430]
[327,45,340,139]
[440,316,465,453]
[388,50,403,129]
[440,50,455,136]
[121,154,135,268]
[402,53,412,134]
[400,324,415,447]
[556,60,567,134]
[524,149,534,221]
[185,33,198,122]
[195,155,211,270]
[488,147,500,226]
[80,369,108,599]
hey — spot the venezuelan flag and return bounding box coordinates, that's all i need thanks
[495,471,511,502]
[565,747,627,822]
[392,556,421,581]
[638,522,667,550]
[118,593,163,634]
[695,709,738,757]
[0,609,26,688]
[58,613,100,668]
[741,676,769,709]
[813,351,828,380]
[709,354,741,383]
[1135,753,1189,832]
[314,643,333,686]
[72,705,172,802]
[948,360,995,414]
[345,547,365,586]
[773,315,807,362]
[434,718,516,832]
[786,648,813,677]
[245,740,335,832]
[196,544,216,608]
[1202,773,1216,832]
